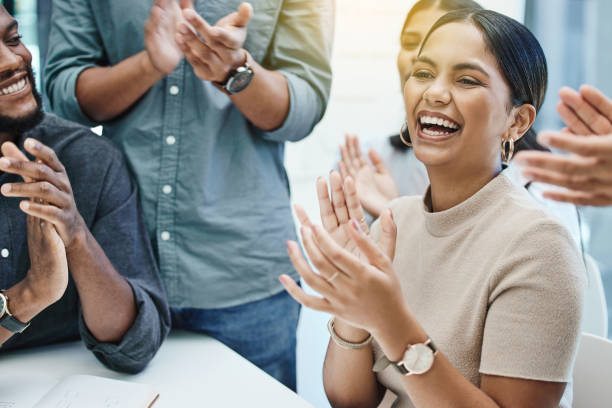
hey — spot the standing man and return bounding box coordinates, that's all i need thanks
[0,5,170,373]
[45,0,333,389]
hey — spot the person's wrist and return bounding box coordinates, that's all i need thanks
[332,317,371,344]
[371,306,426,362]
[65,215,88,254]
[4,280,49,322]
[139,50,166,82]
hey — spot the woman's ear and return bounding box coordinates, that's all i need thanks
[507,104,536,142]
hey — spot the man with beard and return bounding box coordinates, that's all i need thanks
[0,5,170,373]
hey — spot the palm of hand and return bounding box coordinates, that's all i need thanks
[355,164,399,215]
[146,3,183,74]
[326,222,371,263]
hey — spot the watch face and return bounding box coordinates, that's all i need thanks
[227,67,253,94]
[403,343,434,374]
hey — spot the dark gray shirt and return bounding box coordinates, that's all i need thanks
[0,114,170,374]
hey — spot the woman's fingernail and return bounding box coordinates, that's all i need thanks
[0,158,10,168]
[21,201,29,210]
[1,184,10,194]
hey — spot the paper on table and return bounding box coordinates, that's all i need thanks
[32,374,158,408]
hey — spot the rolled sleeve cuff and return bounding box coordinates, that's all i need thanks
[48,64,99,128]
[78,279,165,374]
[254,71,324,143]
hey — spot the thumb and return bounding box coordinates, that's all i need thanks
[369,149,390,174]
[180,0,194,9]
[233,2,253,27]
[377,209,397,261]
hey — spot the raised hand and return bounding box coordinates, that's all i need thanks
[280,206,402,335]
[176,2,253,82]
[338,134,399,218]
[0,139,88,248]
[515,86,612,206]
[144,0,184,76]
[0,142,68,309]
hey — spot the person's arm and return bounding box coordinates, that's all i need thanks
[0,139,136,342]
[177,0,333,139]
[280,175,582,407]
[0,143,69,345]
[45,0,183,124]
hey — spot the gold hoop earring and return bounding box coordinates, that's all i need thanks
[399,121,412,147]
[501,138,515,163]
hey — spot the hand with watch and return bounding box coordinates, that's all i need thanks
[175,2,254,94]
[0,141,69,340]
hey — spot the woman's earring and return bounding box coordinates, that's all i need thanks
[501,138,515,163]
[399,121,412,147]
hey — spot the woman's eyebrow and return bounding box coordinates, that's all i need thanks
[453,62,490,78]
[414,55,436,67]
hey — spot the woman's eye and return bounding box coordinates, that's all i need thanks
[459,77,480,86]
[6,35,22,46]
[413,70,433,80]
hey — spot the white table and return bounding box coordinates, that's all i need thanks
[0,330,313,407]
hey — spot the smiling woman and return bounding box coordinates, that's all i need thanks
[280,8,585,408]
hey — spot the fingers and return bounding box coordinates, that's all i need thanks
[368,148,389,174]
[185,8,244,50]
[346,134,363,170]
[521,166,604,192]
[542,189,612,207]
[377,209,397,261]
[537,131,612,157]
[1,181,70,208]
[233,2,253,27]
[580,85,612,122]
[316,177,339,231]
[23,139,65,173]
[558,87,612,135]
[279,274,333,313]
[346,218,392,272]
[294,204,314,228]
[339,143,356,176]
[0,157,62,186]
[180,0,194,9]
[1,141,34,183]
[19,201,63,226]
[310,224,367,278]
[556,101,592,135]
[329,171,349,224]
[349,134,368,167]
[299,227,346,283]
[514,151,600,177]
[338,160,349,180]
[343,176,369,234]
[176,25,220,78]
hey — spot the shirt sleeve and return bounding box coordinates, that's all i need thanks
[44,0,105,127]
[253,0,334,142]
[77,149,171,374]
[480,221,586,382]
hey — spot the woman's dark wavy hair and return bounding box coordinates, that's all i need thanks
[392,6,550,154]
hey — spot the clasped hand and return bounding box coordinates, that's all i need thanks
[145,0,253,83]
[279,171,406,337]
[0,140,73,306]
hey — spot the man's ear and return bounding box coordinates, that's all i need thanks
[506,103,536,142]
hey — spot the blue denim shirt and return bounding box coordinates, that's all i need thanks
[44,0,333,308]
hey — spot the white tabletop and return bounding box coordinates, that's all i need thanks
[0,330,313,407]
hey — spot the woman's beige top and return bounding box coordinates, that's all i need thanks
[370,173,585,408]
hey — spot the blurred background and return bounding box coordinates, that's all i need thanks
[4,0,612,406]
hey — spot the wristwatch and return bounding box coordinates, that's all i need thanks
[0,291,30,333]
[217,51,254,95]
[373,337,438,376]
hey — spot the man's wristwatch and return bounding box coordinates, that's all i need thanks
[0,291,30,333]
[217,51,254,95]
[373,337,438,376]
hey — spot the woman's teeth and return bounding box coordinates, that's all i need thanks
[1,78,27,95]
